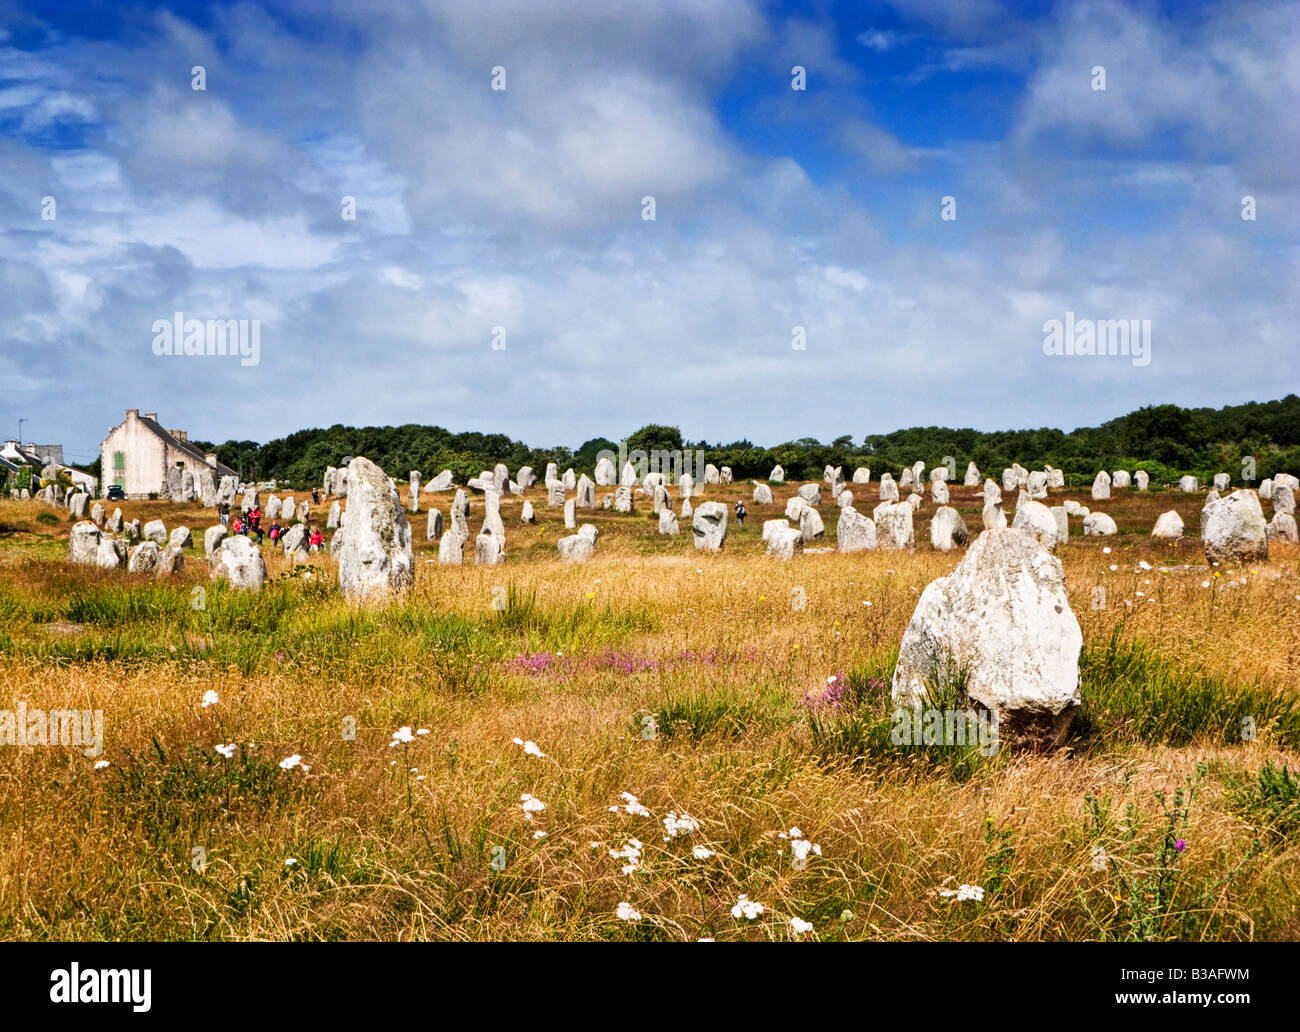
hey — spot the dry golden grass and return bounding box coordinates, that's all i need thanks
[0,479,1297,940]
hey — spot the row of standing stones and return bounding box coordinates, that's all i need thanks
[59,456,1297,749]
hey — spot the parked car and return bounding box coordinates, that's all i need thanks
[106,485,126,501]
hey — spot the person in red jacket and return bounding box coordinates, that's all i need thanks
[309,527,324,553]
[232,514,242,535]
[268,521,281,545]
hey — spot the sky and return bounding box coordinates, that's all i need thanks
[1,0,1296,464]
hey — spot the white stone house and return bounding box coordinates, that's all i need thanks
[99,409,235,498]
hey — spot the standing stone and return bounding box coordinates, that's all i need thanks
[912,461,926,485]
[785,496,808,522]
[474,533,503,565]
[165,466,182,500]
[891,528,1082,745]
[128,541,161,574]
[520,501,536,524]
[679,473,695,498]
[983,480,1001,509]
[1202,490,1269,564]
[266,495,282,521]
[964,462,981,487]
[983,503,1008,530]
[493,464,509,492]
[850,467,869,485]
[281,524,309,560]
[929,466,949,483]
[797,483,822,506]
[107,508,123,533]
[680,497,692,519]
[838,489,854,508]
[577,474,595,509]
[217,475,238,506]
[1267,513,1298,543]
[769,465,785,483]
[930,506,970,551]
[874,501,915,550]
[426,470,454,492]
[1179,476,1199,492]
[658,510,679,535]
[96,537,124,569]
[879,475,899,503]
[180,472,196,503]
[562,468,576,491]
[204,525,228,557]
[209,535,266,590]
[513,466,533,490]
[481,490,505,540]
[614,486,633,513]
[931,481,949,505]
[1013,500,1059,552]
[799,506,825,544]
[594,457,616,486]
[1045,467,1065,489]
[297,501,310,524]
[90,501,105,528]
[547,481,566,507]
[1213,473,1230,492]
[1026,471,1047,499]
[426,508,443,540]
[837,508,876,552]
[1112,471,1131,489]
[1001,468,1018,492]
[69,522,101,564]
[279,495,294,521]
[327,501,342,529]
[766,525,803,560]
[158,545,184,576]
[899,468,915,489]
[1274,485,1295,516]
[620,461,637,487]
[125,520,140,542]
[691,501,728,551]
[437,530,463,564]
[704,464,720,485]
[199,468,218,507]
[557,533,594,562]
[241,485,259,512]
[564,498,576,529]
[753,483,773,505]
[409,472,422,511]
[1260,478,1273,500]
[1091,472,1111,501]
[335,456,414,601]
[1151,511,1184,539]
[907,493,924,511]
[1082,512,1118,536]
[720,467,733,485]
[169,526,192,550]
[69,493,89,519]
[143,519,167,544]
[1135,470,1150,491]
[1050,506,1069,545]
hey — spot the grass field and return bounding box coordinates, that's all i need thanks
[1,478,1297,941]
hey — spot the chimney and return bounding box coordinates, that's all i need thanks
[126,409,139,419]
[144,412,157,421]
[169,429,187,442]
[205,453,218,466]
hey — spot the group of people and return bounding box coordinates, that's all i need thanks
[216,501,324,553]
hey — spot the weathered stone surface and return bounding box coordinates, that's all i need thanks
[983,480,1001,508]
[594,457,616,486]
[562,468,576,491]
[494,464,510,492]
[242,485,259,511]
[691,501,728,551]
[964,462,981,487]
[891,528,1082,745]
[577,474,596,509]
[169,526,192,550]
[209,535,266,590]
[204,525,228,557]
[753,483,774,505]
[297,501,310,524]
[520,500,536,524]
[107,508,123,533]
[912,461,926,485]
[899,468,914,489]
[879,475,899,503]
[426,470,454,492]
[1179,475,1199,492]
[852,467,871,484]
[907,493,923,510]
[327,500,342,529]
[797,483,821,506]
[1276,473,1300,491]
[482,490,505,540]
[1050,506,1069,545]
[620,461,637,487]
[143,519,167,544]
[679,473,695,498]
[97,537,125,569]
[199,468,218,506]
[475,533,504,565]
[1267,512,1298,543]
[1012,499,1059,552]
[704,464,720,485]
[1112,471,1131,489]
[720,467,733,485]
[426,508,443,540]
[658,509,679,535]
[1274,485,1295,515]
[931,481,949,505]
[1213,473,1230,492]
[129,541,161,574]
[546,481,565,507]
[1063,499,1085,517]
[799,506,825,544]
[766,525,803,560]
[1091,471,1111,500]
[564,498,576,529]
[769,465,785,483]
[158,544,184,576]
[1045,467,1065,489]
[1001,467,1018,492]
[1134,470,1150,491]
[837,508,876,552]
[785,496,808,521]
[217,475,239,506]
[1026,471,1047,499]
[578,523,599,544]
[652,484,668,514]
[281,524,309,560]
[69,522,101,564]
[982,503,1008,530]
[874,501,914,550]
[437,530,463,564]
[67,493,88,519]
[164,466,182,500]
[1082,512,1118,536]
[1202,490,1268,564]
[614,485,633,513]
[762,518,789,543]
[1151,510,1184,538]
[408,471,422,511]
[335,456,415,601]
[680,497,692,518]
[266,495,282,521]
[838,489,854,508]
[930,506,970,551]
[125,519,140,542]
[557,534,594,562]
[1260,478,1273,500]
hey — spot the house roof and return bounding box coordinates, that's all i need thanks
[135,415,237,478]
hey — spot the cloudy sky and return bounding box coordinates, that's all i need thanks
[1,0,1296,463]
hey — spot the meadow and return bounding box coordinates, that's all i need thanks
[0,479,1297,941]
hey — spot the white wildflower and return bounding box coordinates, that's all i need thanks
[731,895,765,920]
[615,901,642,922]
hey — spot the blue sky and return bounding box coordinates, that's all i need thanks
[1,0,1296,464]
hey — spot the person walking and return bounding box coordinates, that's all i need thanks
[218,501,230,527]
[735,499,747,526]
[309,527,324,553]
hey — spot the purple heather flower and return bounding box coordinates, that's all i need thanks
[1175,839,1186,853]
